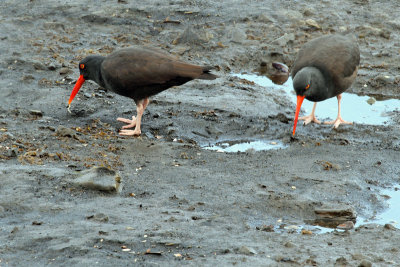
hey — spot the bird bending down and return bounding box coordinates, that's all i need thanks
[291,34,360,135]
[68,47,217,136]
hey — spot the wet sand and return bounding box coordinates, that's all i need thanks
[0,0,399,266]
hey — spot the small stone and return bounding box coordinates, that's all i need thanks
[32,61,46,70]
[358,259,372,267]
[335,256,348,266]
[6,148,17,158]
[59,67,71,75]
[284,241,295,248]
[366,97,376,105]
[84,93,92,98]
[86,213,109,222]
[305,19,321,29]
[228,28,247,44]
[73,166,122,193]
[374,75,395,84]
[29,110,43,116]
[21,74,34,81]
[48,63,56,71]
[384,223,396,230]
[55,126,77,138]
[175,27,204,45]
[272,33,295,46]
[237,246,257,255]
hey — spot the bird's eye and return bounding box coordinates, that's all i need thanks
[305,84,310,90]
[79,64,85,70]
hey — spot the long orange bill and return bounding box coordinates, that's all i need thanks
[68,75,85,105]
[293,95,305,136]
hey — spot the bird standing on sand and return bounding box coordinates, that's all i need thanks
[291,34,360,135]
[68,47,217,136]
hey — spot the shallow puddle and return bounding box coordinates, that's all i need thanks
[356,186,400,227]
[202,139,287,153]
[235,73,400,125]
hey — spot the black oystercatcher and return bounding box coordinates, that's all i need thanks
[291,34,360,135]
[68,47,217,136]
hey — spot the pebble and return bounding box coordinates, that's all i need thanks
[374,75,395,85]
[305,19,321,29]
[358,259,372,267]
[384,223,396,230]
[48,63,56,71]
[72,166,122,193]
[237,246,257,255]
[175,27,204,45]
[32,61,46,70]
[6,148,17,158]
[59,67,71,75]
[227,28,247,44]
[29,110,43,116]
[55,126,77,138]
[86,213,109,222]
[284,241,295,248]
[272,33,295,46]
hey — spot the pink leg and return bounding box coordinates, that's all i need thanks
[299,102,321,125]
[324,94,352,128]
[118,98,149,136]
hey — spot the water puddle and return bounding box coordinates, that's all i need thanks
[202,139,287,153]
[248,186,400,234]
[356,186,400,228]
[235,73,400,125]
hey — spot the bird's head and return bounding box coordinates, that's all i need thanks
[292,68,316,136]
[68,56,103,107]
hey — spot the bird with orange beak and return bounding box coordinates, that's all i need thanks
[291,34,360,135]
[67,47,217,136]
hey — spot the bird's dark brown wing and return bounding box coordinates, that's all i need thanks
[100,47,209,100]
[291,34,360,90]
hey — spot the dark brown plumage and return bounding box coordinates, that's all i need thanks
[291,34,360,135]
[68,46,217,136]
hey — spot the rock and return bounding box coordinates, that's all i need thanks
[337,221,354,230]
[305,19,321,29]
[335,256,348,266]
[257,13,275,23]
[6,148,17,158]
[32,60,46,70]
[170,45,191,55]
[272,33,295,46]
[366,97,376,105]
[72,166,122,193]
[384,223,396,230]
[284,241,295,248]
[48,63,56,71]
[59,67,71,75]
[175,27,204,45]
[237,246,257,255]
[86,213,109,222]
[227,28,247,44]
[55,126,77,138]
[29,110,43,116]
[358,259,372,267]
[374,75,395,85]
[357,25,391,39]
[302,8,315,16]
[21,74,34,82]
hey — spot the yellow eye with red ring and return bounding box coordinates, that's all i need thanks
[79,64,85,70]
[305,84,310,90]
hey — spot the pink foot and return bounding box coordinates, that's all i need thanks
[117,116,136,129]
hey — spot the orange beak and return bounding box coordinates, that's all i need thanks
[68,75,85,105]
[293,95,305,136]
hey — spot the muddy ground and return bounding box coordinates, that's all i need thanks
[1,0,400,266]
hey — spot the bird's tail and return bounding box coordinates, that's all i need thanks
[198,66,218,80]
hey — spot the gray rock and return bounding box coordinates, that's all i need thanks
[73,166,122,193]
[32,60,46,70]
[358,259,372,267]
[6,148,17,158]
[59,67,71,75]
[86,213,109,222]
[175,27,204,45]
[384,223,396,230]
[237,245,257,255]
[55,126,77,138]
[227,28,247,44]
[374,75,395,84]
[272,33,295,46]
[29,110,43,116]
